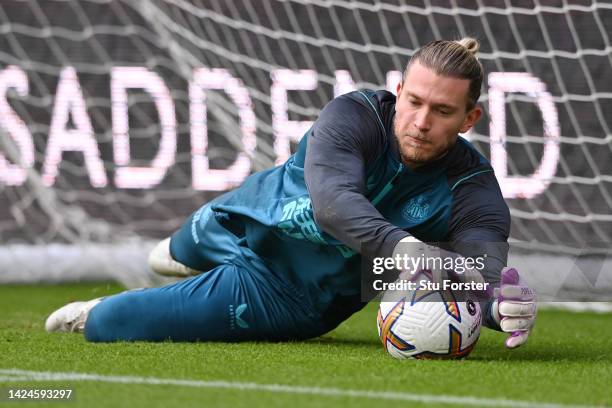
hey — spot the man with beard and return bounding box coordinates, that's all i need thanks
[46,38,536,349]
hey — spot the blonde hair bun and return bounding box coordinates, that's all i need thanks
[455,37,480,55]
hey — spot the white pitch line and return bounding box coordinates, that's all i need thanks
[0,376,32,382]
[0,368,605,408]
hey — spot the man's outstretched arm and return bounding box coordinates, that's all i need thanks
[305,93,409,258]
[448,171,536,348]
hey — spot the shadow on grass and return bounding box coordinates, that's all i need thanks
[471,340,612,363]
[307,336,381,348]
[305,333,612,364]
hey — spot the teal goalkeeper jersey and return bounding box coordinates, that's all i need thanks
[173,90,510,327]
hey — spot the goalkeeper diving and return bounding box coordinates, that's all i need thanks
[46,38,536,349]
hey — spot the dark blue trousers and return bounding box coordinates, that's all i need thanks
[84,204,328,343]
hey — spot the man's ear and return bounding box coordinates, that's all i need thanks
[396,81,402,98]
[460,106,482,134]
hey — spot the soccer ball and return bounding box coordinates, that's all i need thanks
[377,273,482,360]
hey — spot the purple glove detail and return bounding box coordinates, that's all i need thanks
[497,267,537,349]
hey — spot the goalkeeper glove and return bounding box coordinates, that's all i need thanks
[492,267,537,349]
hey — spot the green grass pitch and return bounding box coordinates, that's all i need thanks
[0,283,610,408]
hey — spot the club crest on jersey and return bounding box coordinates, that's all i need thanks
[402,196,430,222]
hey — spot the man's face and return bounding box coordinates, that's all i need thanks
[394,61,482,168]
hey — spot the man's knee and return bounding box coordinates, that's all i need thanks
[148,237,200,277]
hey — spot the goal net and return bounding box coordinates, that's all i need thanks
[0,0,610,304]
